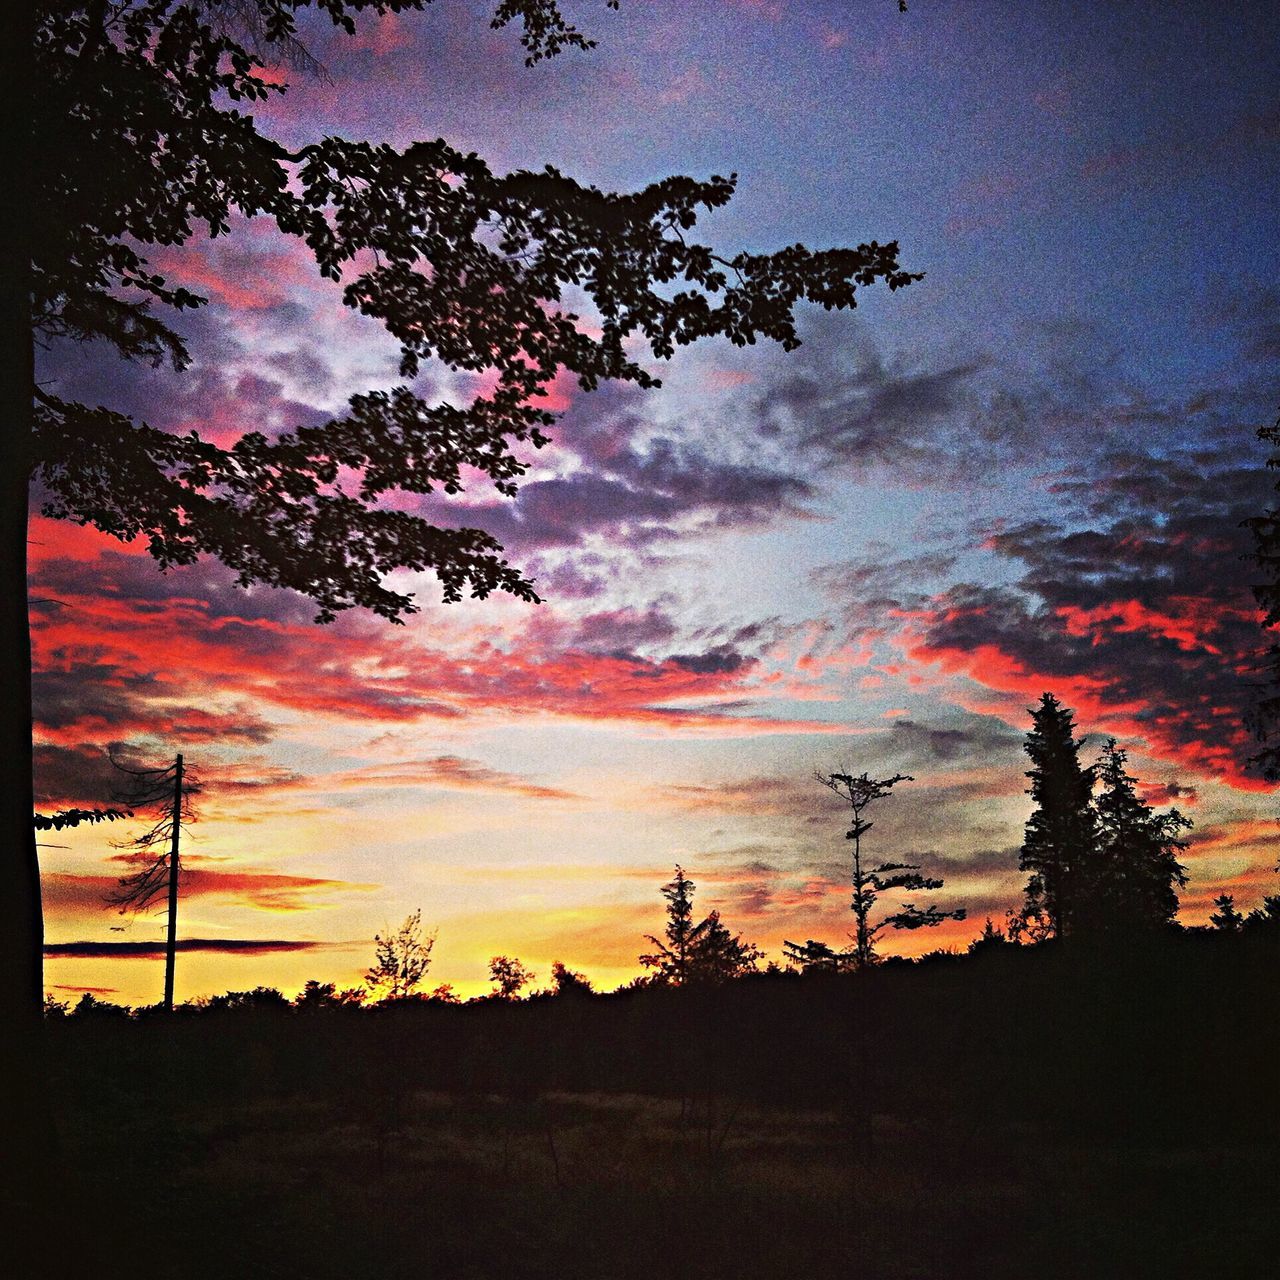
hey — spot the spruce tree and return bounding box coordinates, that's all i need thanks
[1088,740,1189,934]
[1019,693,1096,938]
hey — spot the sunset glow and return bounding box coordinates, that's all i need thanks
[34,0,1280,1007]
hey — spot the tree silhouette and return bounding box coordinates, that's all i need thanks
[488,954,535,1000]
[5,0,921,1028]
[107,753,195,1012]
[640,865,762,985]
[1209,894,1244,933]
[366,909,435,1000]
[1244,411,1280,779]
[803,770,964,970]
[1017,693,1096,939]
[1084,740,1189,935]
[549,961,594,996]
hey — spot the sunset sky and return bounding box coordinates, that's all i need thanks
[35,0,1280,1004]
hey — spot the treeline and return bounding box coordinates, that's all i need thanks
[45,930,1280,1149]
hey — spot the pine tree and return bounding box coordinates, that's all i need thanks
[1019,694,1096,938]
[640,866,762,985]
[1209,894,1244,933]
[1087,741,1190,934]
[1244,412,1280,778]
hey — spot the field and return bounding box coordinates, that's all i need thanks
[48,1080,1277,1279]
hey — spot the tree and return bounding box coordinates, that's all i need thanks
[549,960,593,996]
[6,1,920,1031]
[1244,412,1280,778]
[1018,693,1097,939]
[1209,894,1244,934]
[807,770,964,970]
[1245,893,1280,935]
[488,954,535,999]
[640,865,763,985]
[106,753,195,1012]
[366,909,435,1000]
[639,865,700,985]
[1085,740,1189,934]
[684,910,763,984]
[781,938,856,972]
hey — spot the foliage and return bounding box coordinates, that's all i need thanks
[33,806,131,831]
[1018,693,1096,938]
[1244,412,1280,778]
[1209,894,1244,933]
[107,755,195,916]
[30,0,919,625]
[366,909,436,1000]
[1084,740,1189,934]
[640,865,762,985]
[488,954,535,999]
[782,937,856,972]
[797,770,964,970]
[549,960,594,996]
[967,917,1013,955]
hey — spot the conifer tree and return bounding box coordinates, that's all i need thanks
[1018,693,1096,938]
[1210,894,1244,933]
[1087,740,1189,934]
[640,865,761,984]
[806,770,964,969]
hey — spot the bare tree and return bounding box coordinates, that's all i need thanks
[107,754,196,1011]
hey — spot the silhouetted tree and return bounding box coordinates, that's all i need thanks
[1085,741,1189,935]
[107,754,195,1012]
[812,770,964,969]
[1018,694,1096,939]
[489,955,535,1000]
[640,865,762,985]
[1210,894,1245,933]
[7,0,920,1028]
[1246,893,1280,934]
[967,917,1013,954]
[782,937,856,972]
[366,910,435,1000]
[640,865,700,984]
[1244,411,1280,778]
[549,961,594,996]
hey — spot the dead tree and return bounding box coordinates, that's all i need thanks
[107,754,196,1011]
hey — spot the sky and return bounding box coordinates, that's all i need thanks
[35,0,1280,1004]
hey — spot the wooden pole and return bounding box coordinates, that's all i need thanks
[163,754,183,1012]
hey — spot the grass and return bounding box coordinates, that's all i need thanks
[39,1085,1277,1279]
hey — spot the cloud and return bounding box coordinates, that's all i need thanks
[44,938,338,957]
[29,519,852,744]
[857,446,1277,788]
[45,869,376,915]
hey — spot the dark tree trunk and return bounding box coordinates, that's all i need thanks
[1,1,61,1250]
[1,0,40,1029]
[164,754,183,1011]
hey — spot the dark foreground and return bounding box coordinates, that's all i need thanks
[25,936,1280,1278]
[41,1087,1279,1280]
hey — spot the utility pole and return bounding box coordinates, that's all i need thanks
[163,753,183,1013]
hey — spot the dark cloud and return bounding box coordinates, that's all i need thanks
[897,446,1275,785]
[880,716,1023,766]
[44,938,335,957]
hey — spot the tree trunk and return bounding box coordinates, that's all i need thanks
[164,754,183,1011]
[1,0,61,1245]
[1,0,40,1032]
